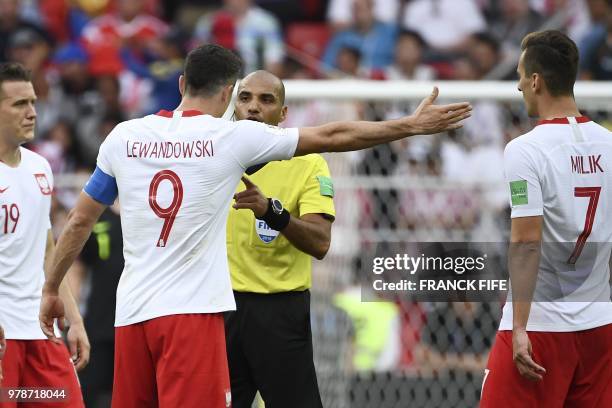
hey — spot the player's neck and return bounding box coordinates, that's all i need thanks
[0,141,21,167]
[537,95,581,121]
[176,96,225,118]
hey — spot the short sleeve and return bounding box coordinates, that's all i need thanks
[44,158,54,229]
[230,120,299,169]
[96,125,122,178]
[503,140,543,218]
[298,156,336,219]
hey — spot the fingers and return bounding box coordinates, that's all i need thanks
[233,202,260,211]
[515,352,546,381]
[428,86,439,103]
[40,318,62,344]
[73,339,90,371]
[234,188,260,200]
[241,176,255,188]
[439,101,472,112]
[233,196,261,206]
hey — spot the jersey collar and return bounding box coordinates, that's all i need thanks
[155,110,204,117]
[536,116,591,126]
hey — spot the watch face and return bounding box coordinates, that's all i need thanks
[271,198,283,214]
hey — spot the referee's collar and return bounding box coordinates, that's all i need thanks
[536,116,591,126]
[155,110,204,118]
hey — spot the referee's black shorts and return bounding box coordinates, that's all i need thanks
[224,290,323,408]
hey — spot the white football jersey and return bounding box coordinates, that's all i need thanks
[91,110,299,326]
[501,116,612,331]
[0,147,53,339]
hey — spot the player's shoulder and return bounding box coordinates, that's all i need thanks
[504,126,552,155]
[21,146,51,169]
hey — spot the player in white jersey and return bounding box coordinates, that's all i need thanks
[0,62,88,406]
[481,31,612,407]
[38,44,471,407]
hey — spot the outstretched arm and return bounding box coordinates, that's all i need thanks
[295,87,471,156]
[40,193,106,342]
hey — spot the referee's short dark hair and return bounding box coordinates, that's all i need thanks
[0,62,31,91]
[520,30,578,97]
[183,44,243,97]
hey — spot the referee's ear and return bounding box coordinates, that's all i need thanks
[279,106,288,124]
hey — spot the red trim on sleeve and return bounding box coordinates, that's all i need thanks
[536,116,591,126]
[154,110,204,118]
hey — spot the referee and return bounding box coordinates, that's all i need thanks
[226,70,335,408]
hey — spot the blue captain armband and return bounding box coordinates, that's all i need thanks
[83,166,118,205]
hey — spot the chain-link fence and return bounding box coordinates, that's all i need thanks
[54,81,612,408]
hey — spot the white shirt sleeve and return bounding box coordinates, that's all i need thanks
[504,139,544,218]
[44,158,54,230]
[96,126,120,177]
[229,120,299,169]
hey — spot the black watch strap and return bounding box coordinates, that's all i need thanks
[259,198,290,231]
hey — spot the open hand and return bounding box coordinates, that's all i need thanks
[409,87,472,134]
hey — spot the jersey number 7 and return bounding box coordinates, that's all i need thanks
[149,170,183,247]
[567,186,601,265]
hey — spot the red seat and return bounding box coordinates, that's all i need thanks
[285,23,331,61]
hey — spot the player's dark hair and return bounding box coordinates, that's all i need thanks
[183,44,243,97]
[0,62,31,91]
[520,30,578,97]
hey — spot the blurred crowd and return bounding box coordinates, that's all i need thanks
[3,0,611,406]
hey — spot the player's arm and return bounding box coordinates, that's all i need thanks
[233,176,332,259]
[504,140,547,381]
[294,87,471,156]
[509,216,546,380]
[280,214,331,260]
[40,193,106,342]
[44,229,91,370]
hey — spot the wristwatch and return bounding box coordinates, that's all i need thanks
[270,198,284,215]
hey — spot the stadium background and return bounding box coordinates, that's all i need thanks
[3,0,611,406]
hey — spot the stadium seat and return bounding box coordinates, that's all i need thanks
[286,22,331,62]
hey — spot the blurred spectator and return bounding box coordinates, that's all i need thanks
[334,286,401,372]
[322,0,397,72]
[401,0,486,55]
[121,27,187,113]
[490,0,544,58]
[81,0,168,76]
[334,45,365,77]
[467,32,501,79]
[0,0,51,62]
[383,30,435,82]
[32,119,83,175]
[193,0,284,75]
[39,0,91,43]
[580,0,612,80]
[327,0,400,31]
[6,26,52,75]
[36,43,110,166]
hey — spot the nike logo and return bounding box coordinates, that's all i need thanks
[0,186,8,193]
